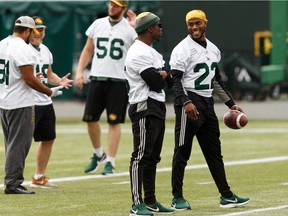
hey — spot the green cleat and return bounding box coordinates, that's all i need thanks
[171,197,191,210]
[220,193,250,208]
[130,203,153,216]
[101,161,115,175]
[147,201,174,214]
[83,153,107,173]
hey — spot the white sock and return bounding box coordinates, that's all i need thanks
[106,156,115,167]
[34,174,44,180]
[94,147,103,158]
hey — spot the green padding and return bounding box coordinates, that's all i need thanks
[260,64,287,84]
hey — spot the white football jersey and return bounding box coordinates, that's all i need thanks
[169,35,221,97]
[29,43,53,105]
[86,16,137,80]
[125,40,166,104]
[0,36,36,109]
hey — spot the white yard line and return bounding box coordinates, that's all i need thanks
[50,127,288,134]
[219,205,288,216]
[1,127,288,134]
[1,156,287,215]
[2,156,285,186]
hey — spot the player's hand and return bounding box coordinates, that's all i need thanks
[75,71,85,89]
[36,72,44,81]
[50,86,63,97]
[127,9,136,27]
[230,105,244,113]
[60,73,73,89]
[184,102,199,120]
[160,70,168,79]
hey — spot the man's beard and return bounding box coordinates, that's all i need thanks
[25,32,32,44]
[109,10,122,20]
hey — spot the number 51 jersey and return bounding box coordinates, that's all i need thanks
[0,36,36,109]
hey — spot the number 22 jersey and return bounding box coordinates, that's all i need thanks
[169,35,221,98]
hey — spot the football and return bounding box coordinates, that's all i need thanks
[223,110,248,129]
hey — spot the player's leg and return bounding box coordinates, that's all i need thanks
[83,81,106,173]
[87,121,101,149]
[31,104,56,188]
[143,116,174,214]
[196,109,232,196]
[171,106,194,210]
[36,140,54,174]
[3,107,35,194]
[101,81,128,175]
[106,123,121,160]
[196,108,250,208]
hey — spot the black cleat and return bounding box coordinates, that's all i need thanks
[4,185,35,194]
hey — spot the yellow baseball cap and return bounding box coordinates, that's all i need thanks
[186,10,208,23]
[33,16,46,29]
[110,0,128,8]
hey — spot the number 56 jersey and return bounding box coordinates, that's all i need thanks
[169,35,221,98]
[86,16,137,80]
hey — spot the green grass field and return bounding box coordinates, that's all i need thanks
[0,119,288,216]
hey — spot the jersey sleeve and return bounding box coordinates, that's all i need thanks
[130,52,154,74]
[85,20,97,39]
[15,43,36,67]
[48,47,53,65]
[169,45,189,72]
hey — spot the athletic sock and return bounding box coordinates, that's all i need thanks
[94,147,104,158]
[106,156,115,167]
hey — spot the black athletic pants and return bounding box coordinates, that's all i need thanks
[130,116,165,205]
[172,102,233,199]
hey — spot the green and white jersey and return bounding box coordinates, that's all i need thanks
[29,43,53,105]
[169,35,221,97]
[0,36,36,109]
[125,40,165,104]
[86,16,137,80]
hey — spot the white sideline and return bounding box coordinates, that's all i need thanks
[1,156,286,188]
[219,205,288,216]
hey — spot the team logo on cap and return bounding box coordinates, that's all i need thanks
[35,17,44,25]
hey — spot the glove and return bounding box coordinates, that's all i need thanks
[50,86,63,97]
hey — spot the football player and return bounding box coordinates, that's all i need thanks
[169,9,249,209]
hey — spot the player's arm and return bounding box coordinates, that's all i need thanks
[160,69,173,89]
[213,66,243,112]
[140,67,167,92]
[171,69,191,105]
[20,65,52,96]
[75,37,94,89]
[126,9,136,27]
[171,69,199,120]
[213,66,236,108]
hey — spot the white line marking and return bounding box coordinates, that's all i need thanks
[281,182,288,186]
[1,127,288,134]
[219,205,288,216]
[113,181,130,185]
[197,181,214,185]
[1,156,286,188]
[39,128,288,134]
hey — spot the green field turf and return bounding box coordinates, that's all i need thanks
[0,119,288,216]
